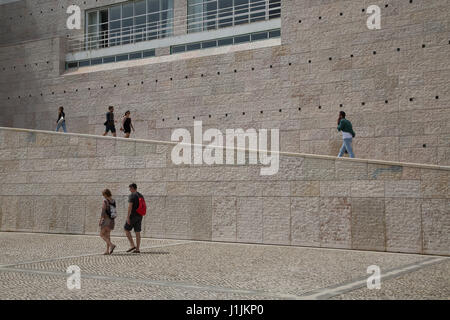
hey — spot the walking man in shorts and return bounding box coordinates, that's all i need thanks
[124,183,143,253]
[103,106,117,137]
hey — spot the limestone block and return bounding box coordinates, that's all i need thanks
[27,147,46,159]
[0,172,27,184]
[0,160,19,174]
[84,196,102,235]
[164,196,191,239]
[422,199,450,255]
[351,198,386,251]
[135,142,157,155]
[212,196,237,242]
[368,164,403,180]
[124,156,146,169]
[145,153,167,168]
[402,166,421,180]
[135,168,176,182]
[291,181,320,197]
[0,131,19,149]
[385,180,421,198]
[262,181,290,197]
[66,196,85,234]
[302,157,335,180]
[236,197,263,243]
[234,181,263,197]
[420,169,448,199]
[48,196,69,233]
[96,139,117,157]
[33,196,56,233]
[189,196,212,241]
[262,197,290,245]
[280,130,301,153]
[385,198,422,253]
[291,197,320,247]
[335,160,368,180]
[0,196,18,231]
[0,148,27,161]
[144,196,166,238]
[319,197,351,249]
[77,137,97,157]
[319,181,352,197]
[270,156,305,181]
[115,140,136,156]
[351,181,385,198]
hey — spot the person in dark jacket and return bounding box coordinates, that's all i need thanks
[103,106,117,137]
[55,106,67,133]
[337,111,355,158]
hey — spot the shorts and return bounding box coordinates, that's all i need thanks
[124,214,142,232]
[105,124,116,133]
[101,216,115,230]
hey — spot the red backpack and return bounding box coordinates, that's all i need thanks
[136,192,147,216]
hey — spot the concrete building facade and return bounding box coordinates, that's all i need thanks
[0,127,448,255]
[0,0,449,165]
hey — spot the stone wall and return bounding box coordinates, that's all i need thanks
[0,0,449,166]
[0,127,448,255]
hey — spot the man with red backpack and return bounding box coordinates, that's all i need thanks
[124,183,146,254]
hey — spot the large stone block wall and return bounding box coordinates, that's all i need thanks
[0,0,449,166]
[0,128,448,255]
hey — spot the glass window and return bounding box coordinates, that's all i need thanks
[204,0,217,30]
[251,31,268,41]
[103,56,116,63]
[129,52,143,59]
[202,40,217,48]
[269,0,280,19]
[269,29,280,38]
[143,50,155,57]
[186,43,201,51]
[91,58,103,65]
[161,0,174,38]
[218,0,233,29]
[234,34,250,44]
[109,6,121,46]
[147,0,160,40]
[86,0,174,49]
[67,62,78,69]
[188,0,203,33]
[234,0,249,25]
[79,60,90,67]
[250,0,264,22]
[135,0,147,42]
[218,37,233,46]
[172,45,186,53]
[88,11,98,26]
[116,54,129,61]
[109,5,121,21]
[122,3,134,18]
[99,10,109,48]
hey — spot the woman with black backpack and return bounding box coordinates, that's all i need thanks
[99,189,117,255]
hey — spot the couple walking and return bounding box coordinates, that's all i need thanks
[99,183,146,255]
[103,106,135,138]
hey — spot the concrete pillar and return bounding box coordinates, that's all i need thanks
[173,0,187,36]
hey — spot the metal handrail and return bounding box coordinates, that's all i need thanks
[68,0,281,52]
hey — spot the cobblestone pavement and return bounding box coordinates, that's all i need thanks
[0,232,448,300]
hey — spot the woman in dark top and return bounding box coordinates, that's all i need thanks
[55,106,67,133]
[120,110,135,138]
[99,189,117,255]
